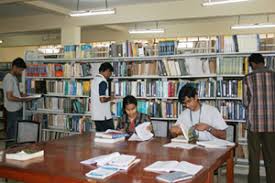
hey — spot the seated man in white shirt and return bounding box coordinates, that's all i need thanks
[170,84,228,141]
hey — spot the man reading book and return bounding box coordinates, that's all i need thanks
[170,84,227,142]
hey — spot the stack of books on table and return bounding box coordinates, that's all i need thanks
[94,129,129,143]
[144,160,203,182]
[81,152,140,180]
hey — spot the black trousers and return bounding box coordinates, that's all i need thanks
[248,130,275,183]
[94,118,114,132]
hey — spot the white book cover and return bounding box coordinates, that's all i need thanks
[134,122,153,141]
[85,167,119,180]
[144,161,179,173]
[171,135,188,143]
[197,138,235,148]
[81,152,120,166]
[163,142,197,150]
[145,160,203,175]
[6,150,44,161]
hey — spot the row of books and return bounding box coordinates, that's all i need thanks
[219,35,259,53]
[26,63,99,77]
[26,79,91,96]
[61,35,261,59]
[112,99,244,120]
[217,80,243,98]
[112,58,216,77]
[217,57,247,75]
[218,101,246,120]
[112,79,215,98]
[27,97,91,114]
[32,113,93,133]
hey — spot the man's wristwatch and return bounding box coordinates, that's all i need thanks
[207,127,213,133]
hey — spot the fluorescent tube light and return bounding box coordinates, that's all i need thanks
[70,8,115,17]
[202,0,249,6]
[128,29,165,34]
[231,23,275,29]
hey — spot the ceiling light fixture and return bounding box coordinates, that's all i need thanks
[231,14,275,29]
[231,23,275,29]
[129,22,165,34]
[129,28,165,34]
[0,40,3,44]
[202,0,249,6]
[70,0,115,17]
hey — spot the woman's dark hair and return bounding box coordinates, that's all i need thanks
[178,83,197,104]
[12,57,27,69]
[99,62,114,72]
[123,95,137,112]
[248,53,265,64]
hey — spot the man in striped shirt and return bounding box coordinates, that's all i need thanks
[243,53,275,183]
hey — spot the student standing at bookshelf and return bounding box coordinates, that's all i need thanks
[3,58,31,146]
[169,84,227,140]
[91,62,114,132]
[243,53,275,183]
[116,95,153,134]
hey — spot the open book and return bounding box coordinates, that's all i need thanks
[163,142,197,150]
[197,138,235,148]
[144,160,203,175]
[179,124,198,144]
[6,150,44,161]
[81,152,140,171]
[19,94,42,99]
[128,122,153,141]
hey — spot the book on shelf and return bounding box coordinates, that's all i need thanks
[144,160,203,175]
[6,149,44,161]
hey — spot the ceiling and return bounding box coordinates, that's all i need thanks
[0,0,179,18]
[41,0,177,10]
[0,2,52,18]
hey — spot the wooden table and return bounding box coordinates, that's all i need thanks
[0,133,234,183]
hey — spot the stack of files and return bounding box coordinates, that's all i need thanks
[196,138,235,148]
[81,152,141,171]
[163,135,197,150]
[144,160,203,176]
[95,129,129,143]
[6,150,44,161]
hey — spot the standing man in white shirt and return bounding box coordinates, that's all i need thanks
[3,57,31,146]
[91,62,114,132]
[170,84,228,140]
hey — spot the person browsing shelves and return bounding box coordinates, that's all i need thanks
[91,62,114,132]
[3,57,33,146]
[116,95,153,135]
[170,84,228,140]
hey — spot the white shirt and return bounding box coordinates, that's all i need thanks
[175,103,228,140]
[3,73,22,112]
[90,74,112,121]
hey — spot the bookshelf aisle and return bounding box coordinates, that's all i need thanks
[23,34,275,166]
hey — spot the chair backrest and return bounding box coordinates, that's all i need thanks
[16,120,41,144]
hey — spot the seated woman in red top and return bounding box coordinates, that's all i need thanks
[116,95,153,134]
